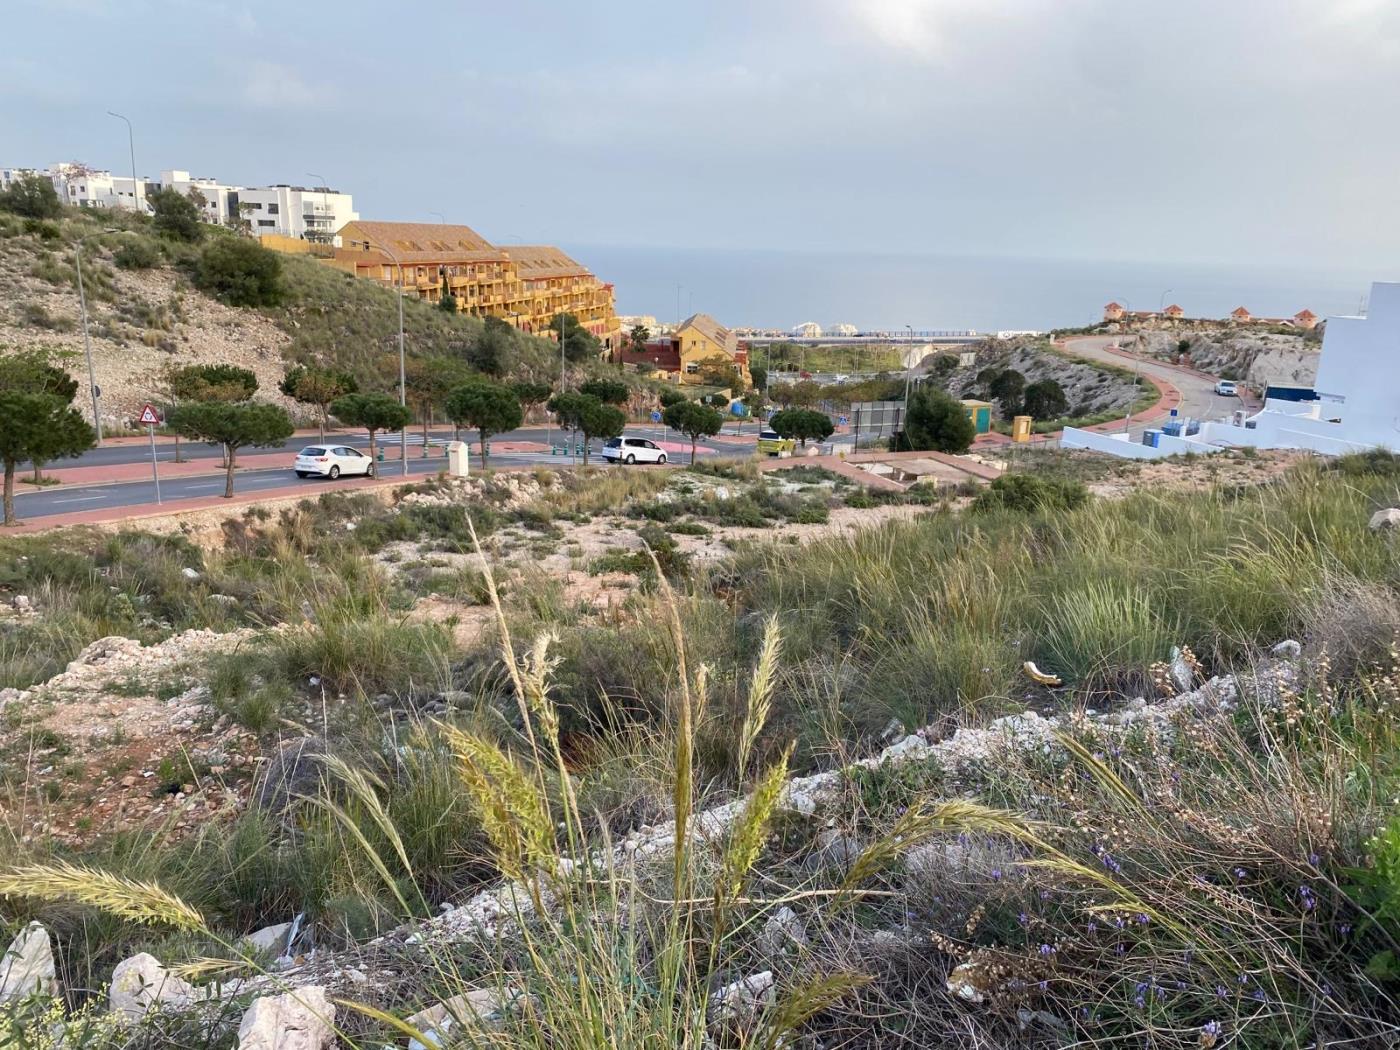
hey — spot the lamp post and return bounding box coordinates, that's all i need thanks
[107,111,142,215]
[559,311,571,462]
[74,229,118,443]
[430,211,446,224]
[903,324,915,443]
[352,238,408,474]
[1159,288,1173,313]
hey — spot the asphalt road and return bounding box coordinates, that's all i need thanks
[1059,335,1234,437]
[38,425,559,471]
[11,426,761,520]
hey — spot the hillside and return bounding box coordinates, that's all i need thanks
[3,451,1399,1046]
[1141,326,1321,388]
[0,208,559,430]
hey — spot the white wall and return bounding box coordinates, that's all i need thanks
[238,185,357,244]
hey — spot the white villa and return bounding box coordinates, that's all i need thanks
[1064,281,1400,460]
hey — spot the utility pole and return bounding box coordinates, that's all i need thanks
[353,238,408,474]
[73,233,114,443]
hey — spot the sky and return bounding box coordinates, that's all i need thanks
[5,0,1400,275]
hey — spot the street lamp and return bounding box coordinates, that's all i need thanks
[352,238,408,475]
[107,111,142,215]
[902,324,915,444]
[1159,289,1173,313]
[430,211,446,224]
[74,229,120,443]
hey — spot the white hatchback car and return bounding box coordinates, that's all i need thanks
[294,444,375,479]
[1214,380,1238,397]
[601,436,668,465]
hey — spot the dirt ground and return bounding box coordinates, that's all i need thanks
[1086,449,1306,498]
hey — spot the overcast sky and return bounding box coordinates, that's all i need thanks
[5,0,1399,272]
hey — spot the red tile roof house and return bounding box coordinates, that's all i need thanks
[1103,302,1125,321]
[617,341,681,373]
[1229,306,1253,323]
[1294,309,1319,330]
[1163,304,1185,319]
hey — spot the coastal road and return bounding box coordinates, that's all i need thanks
[1059,335,1236,437]
[9,424,768,523]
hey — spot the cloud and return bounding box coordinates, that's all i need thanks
[241,61,327,109]
[825,0,1048,59]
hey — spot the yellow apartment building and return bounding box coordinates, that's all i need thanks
[326,220,620,352]
[676,313,751,386]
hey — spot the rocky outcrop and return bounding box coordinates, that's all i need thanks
[397,473,545,513]
[1141,328,1319,389]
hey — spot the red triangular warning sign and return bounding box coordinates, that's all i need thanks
[138,404,161,425]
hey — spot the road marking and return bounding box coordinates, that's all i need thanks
[50,495,107,505]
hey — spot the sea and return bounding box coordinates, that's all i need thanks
[566,243,1389,334]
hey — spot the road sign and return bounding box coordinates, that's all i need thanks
[650,410,662,423]
[838,415,849,426]
[138,404,162,505]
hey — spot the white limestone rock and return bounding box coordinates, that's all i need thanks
[710,971,775,1023]
[1369,508,1400,531]
[237,985,336,1050]
[109,953,198,1020]
[406,988,508,1049]
[0,922,57,1004]
[243,922,293,957]
[759,906,808,954]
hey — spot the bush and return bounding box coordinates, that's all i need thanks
[971,472,1089,513]
[113,236,162,270]
[0,174,62,219]
[192,237,286,307]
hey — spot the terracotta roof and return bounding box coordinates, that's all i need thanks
[1164,304,1183,314]
[1230,307,1251,318]
[1104,301,1123,310]
[677,312,739,356]
[1294,309,1317,319]
[336,220,508,263]
[506,245,591,279]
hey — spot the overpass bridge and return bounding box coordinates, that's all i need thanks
[740,330,984,346]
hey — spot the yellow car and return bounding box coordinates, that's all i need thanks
[756,428,796,456]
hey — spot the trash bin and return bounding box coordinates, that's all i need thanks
[446,441,470,477]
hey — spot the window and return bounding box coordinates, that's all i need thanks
[258,219,275,227]
[267,203,280,214]
[685,363,699,374]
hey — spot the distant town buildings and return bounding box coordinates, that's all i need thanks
[0,161,358,245]
[329,220,619,350]
[617,312,751,387]
[1103,301,1318,329]
[793,321,823,338]
[830,323,858,336]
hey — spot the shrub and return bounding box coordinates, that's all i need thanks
[901,386,976,453]
[0,174,62,219]
[113,236,162,270]
[971,472,1090,513]
[192,237,286,306]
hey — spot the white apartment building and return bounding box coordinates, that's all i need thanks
[237,184,358,244]
[160,170,241,226]
[3,162,357,244]
[49,163,149,213]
